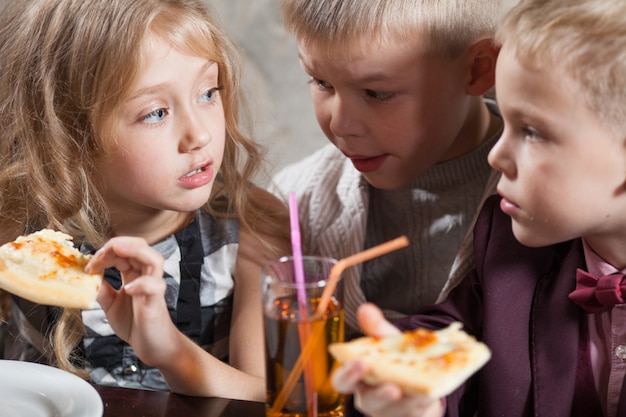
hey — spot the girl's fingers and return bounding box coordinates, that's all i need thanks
[123,275,167,297]
[91,236,166,314]
[96,281,118,311]
[86,236,163,278]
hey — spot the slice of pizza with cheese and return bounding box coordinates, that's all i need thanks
[328,322,491,398]
[0,229,102,309]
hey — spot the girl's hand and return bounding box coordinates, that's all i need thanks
[86,236,174,366]
[87,235,265,400]
[331,303,444,417]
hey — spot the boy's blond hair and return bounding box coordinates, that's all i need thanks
[278,0,499,57]
[497,0,626,136]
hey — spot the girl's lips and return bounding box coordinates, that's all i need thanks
[179,161,214,188]
[347,154,389,173]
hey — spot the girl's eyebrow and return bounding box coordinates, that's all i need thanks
[127,60,218,101]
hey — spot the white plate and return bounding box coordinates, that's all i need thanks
[0,360,103,417]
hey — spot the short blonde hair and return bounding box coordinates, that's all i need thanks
[278,0,499,57]
[496,0,626,136]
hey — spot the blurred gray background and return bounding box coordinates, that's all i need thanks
[0,0,519,176]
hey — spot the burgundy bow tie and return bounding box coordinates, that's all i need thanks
[569,268,626,313]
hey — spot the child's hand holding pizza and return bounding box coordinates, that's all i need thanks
[331,303,444,417]
[331,303,489,417]
[86,237,176,368]
[0,230,175,369]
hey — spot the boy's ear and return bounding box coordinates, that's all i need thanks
[466,38,499,96]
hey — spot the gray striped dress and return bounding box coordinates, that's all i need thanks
[2,209,239,391]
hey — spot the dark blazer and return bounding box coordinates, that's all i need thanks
[353,195,626,417]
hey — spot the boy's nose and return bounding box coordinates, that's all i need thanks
[328,96,364,138]
[487,130,514,175]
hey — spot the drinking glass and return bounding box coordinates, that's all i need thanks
[262,256,344,417]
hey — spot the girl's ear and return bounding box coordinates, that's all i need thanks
[465,38,500,96]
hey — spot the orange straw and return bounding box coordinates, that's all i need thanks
[313,235,409,320]
[270,235,409,413]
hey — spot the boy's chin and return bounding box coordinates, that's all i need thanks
[361,172,412,191]
[511,225,561,248]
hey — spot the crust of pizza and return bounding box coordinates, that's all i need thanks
[0,229,102,309]
[328,322,491,398]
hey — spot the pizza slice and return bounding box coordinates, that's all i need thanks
[0,229,102,309]
[328,322,491,398]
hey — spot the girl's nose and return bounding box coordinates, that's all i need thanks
[180,110,211,152]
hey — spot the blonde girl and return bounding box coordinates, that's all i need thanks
[0,0,288,401]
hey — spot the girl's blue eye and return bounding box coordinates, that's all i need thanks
[200,87,221,103]
[142,108,167,123]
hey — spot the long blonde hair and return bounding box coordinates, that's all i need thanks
[0,0,287,376]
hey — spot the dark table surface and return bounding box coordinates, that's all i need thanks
[94,384,266,417]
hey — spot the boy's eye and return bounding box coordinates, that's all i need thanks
[309,77,332,90]
[522,126,542,141]
[366,89,394,101]
[141,108,167,123]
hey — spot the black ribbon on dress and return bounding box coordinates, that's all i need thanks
[172,217,204,342]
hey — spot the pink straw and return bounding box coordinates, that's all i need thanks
[287,192,317,416]
[288,192,307,309]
